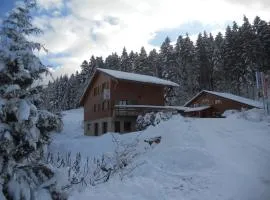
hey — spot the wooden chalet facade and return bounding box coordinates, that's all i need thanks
[183,90,263,118]
[79,68,179,136]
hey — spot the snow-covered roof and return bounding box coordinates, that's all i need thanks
[79,68,179,105]
[97,68,179,87]
[184,90,263,108]
[184,106,211,112]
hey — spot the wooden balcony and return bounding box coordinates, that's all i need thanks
[113,105,185,117]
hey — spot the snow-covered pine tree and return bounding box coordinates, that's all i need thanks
[40,81,57,111]
[133,46,148,74]
[223,22,245,95]
[238,16,257,97]
[159,37,177,105]
[148,49,160,77]
[253,16,270,72]
[159,37,175,80]
[174,34,198,104]
[128,50,138,73]
[195,32,214,91]
[0,0,62,199]
[212,32,225,91]
[66,73,79,109]
[104,53,121,70]
[95,56,104,69]
[120,47,130,72]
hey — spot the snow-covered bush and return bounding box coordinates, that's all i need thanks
[46,134,143,195]
[0,1,63,199]
[136,111,173,131]
[37,110,63,133]
[222,109,239,117]
[237,108,270,123]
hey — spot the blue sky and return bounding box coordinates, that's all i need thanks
[0,0,16,18]
[149,21,232,46]
[1,0,270,81]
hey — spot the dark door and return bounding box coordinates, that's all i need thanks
[94,123,99,136]
[102,122,107,134]
[114,121,120,132]
[124,121,131,132]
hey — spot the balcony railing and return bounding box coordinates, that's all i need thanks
[113,105,183,117]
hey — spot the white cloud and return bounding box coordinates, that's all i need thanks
[33,0,270,82]
[37,0,63,10]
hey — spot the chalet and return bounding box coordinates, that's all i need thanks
[183,90,263,118]
[79,68,179,136]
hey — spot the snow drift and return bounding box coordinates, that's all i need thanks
[50,108,270,200]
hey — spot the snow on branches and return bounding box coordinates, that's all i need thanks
[0,0,63,199]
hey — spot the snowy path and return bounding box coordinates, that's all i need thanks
[50,109,270,200]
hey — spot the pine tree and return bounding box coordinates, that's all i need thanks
[223,22,246,94]
[195,32,214,90]
[95,56,104,69]
[40,16,270,111]
[212,32,225,91]
[120,47,129,72]
[0,1,62,199]
[67,73,79,108]
[148,49,160,76]
[238,16,257,97]
[253,16,270,72]
[159,37,175,80]
[134,46,148,74]
[128,51,138,73]
[104,53,120,70]
[175,35,198,104]
[159,37,177,104]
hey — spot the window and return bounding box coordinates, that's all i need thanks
[102,101,105,111]
[87,123,91,131]
[202,99,210,104]
[114,121,120,132]
[99,85,102,94]
[102,122,108,134]
[124,121,131,132]
[215,99,222,105]
[119,100,128,105]
[213,112,221,117]
[94,123,99,136]
[98,104,101,111]
[107,101,110,110]
[102,82,107,92]
[94,104,96,112]
[102,83,105,92]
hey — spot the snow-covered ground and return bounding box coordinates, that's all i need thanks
[49,108,270,200]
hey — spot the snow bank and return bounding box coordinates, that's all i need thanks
[223,108,270,123]
[50,108,270,200]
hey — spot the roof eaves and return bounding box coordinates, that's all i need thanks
[183,90,205,106]
[79,69,119,106]
[96,68,179,87]
[203,90,262,108]
[79,70,98,106]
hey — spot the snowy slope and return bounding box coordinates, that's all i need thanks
[49,108,270,200]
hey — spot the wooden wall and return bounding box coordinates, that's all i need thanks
[186,92,254,117]
[84,72,165,121]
